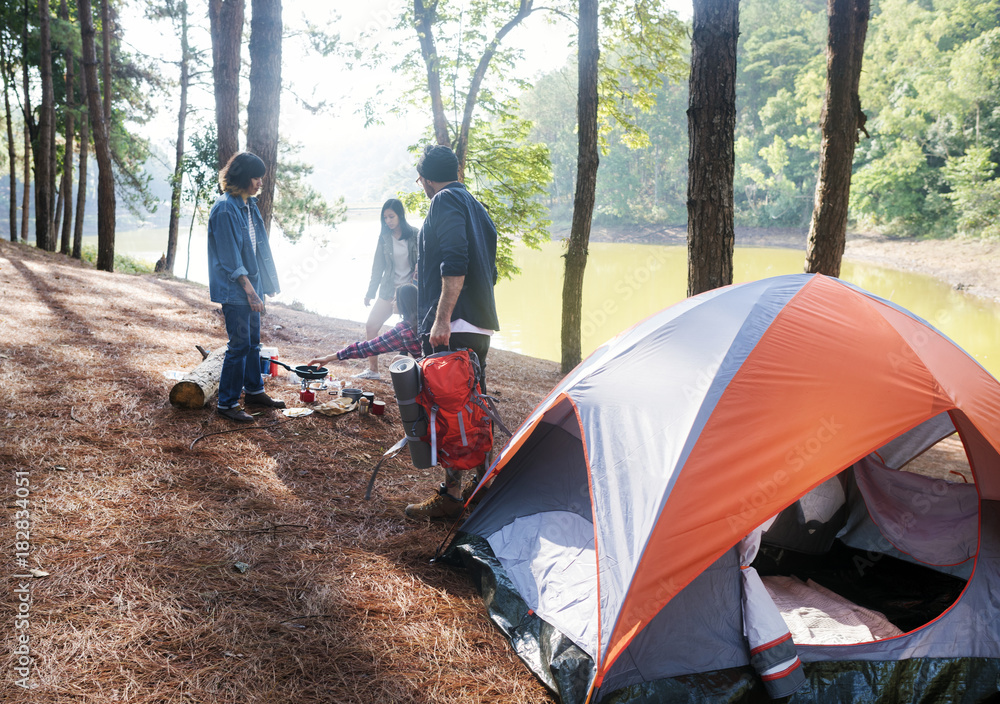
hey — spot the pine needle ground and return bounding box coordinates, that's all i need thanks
[0,239,562,703]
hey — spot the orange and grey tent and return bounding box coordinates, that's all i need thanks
[446,274,1000,703]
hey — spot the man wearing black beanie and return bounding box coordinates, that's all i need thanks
[406,144,500,521]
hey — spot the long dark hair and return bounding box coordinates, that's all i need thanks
[395,283,418,329]
[380,198,417,240]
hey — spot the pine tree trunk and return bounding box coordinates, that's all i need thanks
[79,0,115,271]
[20,0,32,244]
[73,66,89,261]
[20,112,30,243]
[100,0,111,122]
[165,1,190,273]
[246,0,281,230]
[59,0,74,255]
[58,159,72,254]
[560,0,599,374]
[53,177,64,247]
[209,0,244,169]
[2,37,17,242]
[36,0,55,251]
[686,0,739,297]
[804,0,870,278]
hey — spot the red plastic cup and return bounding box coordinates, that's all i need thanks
[371,400,386,416]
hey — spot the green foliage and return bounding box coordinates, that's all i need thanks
[347,0,559,276]
[185,127,219,209]
[272,141,347,242]
[464,116,551,277]
[518,65,577,203]
[399,116,551,279]
[733,0,827,227]
[178,126,347,243]
[80,244,154,274]
[519,0,1000,238]
[597,0,688,151]
[943,146,1000,238]
[851,140,953,236]
[518,1,689,226]
[852,0,1000,237]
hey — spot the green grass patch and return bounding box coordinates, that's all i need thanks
[80,244,155,274]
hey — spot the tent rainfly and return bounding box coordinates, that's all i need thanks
[446,274,1000,704]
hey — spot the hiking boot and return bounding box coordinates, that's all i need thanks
[244,391,287,409]
[405,484,464,520]
[218,406,254,422]
[462,478,488,506]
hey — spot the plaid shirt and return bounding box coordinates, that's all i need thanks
[336,321,421,360]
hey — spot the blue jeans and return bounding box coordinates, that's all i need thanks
[218,304,264,409]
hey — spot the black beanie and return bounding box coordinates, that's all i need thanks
[417,144,459,183]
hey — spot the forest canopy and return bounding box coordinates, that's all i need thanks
[520,0,1000,239]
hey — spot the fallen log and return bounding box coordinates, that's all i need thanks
[169,346,227,409]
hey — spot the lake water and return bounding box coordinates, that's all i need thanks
[92,209,1000,377]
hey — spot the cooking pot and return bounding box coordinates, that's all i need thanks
[269,359,329,380]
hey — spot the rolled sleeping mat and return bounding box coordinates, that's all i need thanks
[390,356,420,399]
[407,438,433,468]
[391,356,428,437]
[402,414,428,438]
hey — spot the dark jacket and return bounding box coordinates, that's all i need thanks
[207,192,280,304]
[366,226,419,301]
[417,182,499,335]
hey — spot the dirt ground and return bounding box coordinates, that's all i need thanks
[0,239,561,703]
[0,230,984,702]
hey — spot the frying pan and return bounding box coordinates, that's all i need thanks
[269,359,329,380]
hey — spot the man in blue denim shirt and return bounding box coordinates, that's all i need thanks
[207,152,284,422]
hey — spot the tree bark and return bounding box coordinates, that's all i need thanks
[413,0,450,148]
[1,35,17,242]
[165,0,191,273]
[80,0,116,272]
[59,2,75,256]
[804,0,870,278]
[36,0,55,251]
[246,0,281,229]
[20,0,31,245]
[53,172,64,246]
[73,63,90,260]
[560,0,599,374]
[100,0,111,122]
[169,346,227,409]
[209,0,245,169]
[686,0,739,297]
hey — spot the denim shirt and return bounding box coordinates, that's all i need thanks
[207,192,280,304]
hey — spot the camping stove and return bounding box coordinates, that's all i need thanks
[298,379,315,403]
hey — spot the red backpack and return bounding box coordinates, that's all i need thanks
[416,349,507,470]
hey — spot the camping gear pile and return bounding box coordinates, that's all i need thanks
[269,360,328,404]
[390,350,508,470]
[445,274,1000,703]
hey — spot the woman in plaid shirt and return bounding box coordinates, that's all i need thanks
[310,284,421,367]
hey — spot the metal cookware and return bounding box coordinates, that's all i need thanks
[269,359,329,380]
